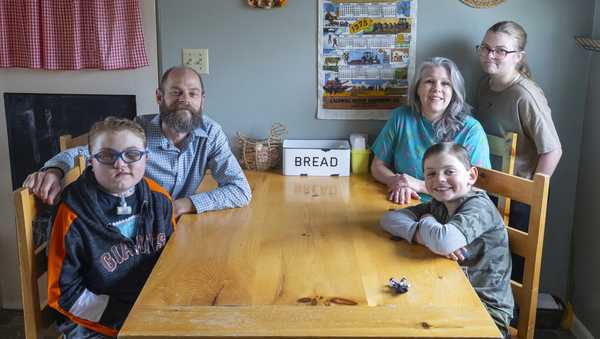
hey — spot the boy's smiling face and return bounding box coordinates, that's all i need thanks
[424,152,478,204]
[90,130,147,195]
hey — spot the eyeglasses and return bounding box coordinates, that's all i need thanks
[92,149,148,166]
[476,45,520,59]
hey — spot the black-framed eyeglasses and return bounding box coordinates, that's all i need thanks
[476,45,520,59]
[92,149,148,166]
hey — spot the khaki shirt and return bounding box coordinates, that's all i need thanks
[476,76,561,179]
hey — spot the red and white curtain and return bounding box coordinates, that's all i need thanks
[0,0,149,70]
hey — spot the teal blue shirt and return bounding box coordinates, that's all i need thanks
[371,106,491,199]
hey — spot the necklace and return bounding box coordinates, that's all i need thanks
[507,73,521,88]
[490,72,521,91]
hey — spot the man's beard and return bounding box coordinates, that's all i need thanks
[159,102,203,134]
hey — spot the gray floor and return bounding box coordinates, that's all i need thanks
[0,308,59,339]
[0,307,578,339]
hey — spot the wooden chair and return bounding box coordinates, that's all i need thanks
[59,133,88,152]
[487,132,518,224]
[63,155,87,186]
[59,133,87,185]
[14,157,86,339]
[475,167,549,339]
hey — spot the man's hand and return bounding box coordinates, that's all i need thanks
[22,169,63,205]
[173,197,196,218]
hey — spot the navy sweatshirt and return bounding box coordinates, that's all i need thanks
[47,168,175,337]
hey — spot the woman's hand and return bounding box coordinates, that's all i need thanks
[387,173,423,204]
[388,186,419,204]
[371,157,426,204]
[388,173,422,192]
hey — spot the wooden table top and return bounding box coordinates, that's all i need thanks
[119,171,500,338]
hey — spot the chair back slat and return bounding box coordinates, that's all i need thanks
[487,133,518,224]
[59,133,88,151]
[475,167,549,339]
[511,281,523,308]
[487,134,505,154]
[477,169,533,205]
[63,155,87,187]
[63,168,79,186]
[75,155,86,174]
[506,227,528,258]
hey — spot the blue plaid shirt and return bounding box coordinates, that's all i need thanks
[43,114,251,214]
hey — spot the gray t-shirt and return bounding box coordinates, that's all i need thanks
[476,76,561,179]
[403,190,514,320]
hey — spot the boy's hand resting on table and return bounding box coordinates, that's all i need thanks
[415,213,467,261]
[446,247,467,261]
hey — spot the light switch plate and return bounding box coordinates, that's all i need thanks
[182,48,209,74]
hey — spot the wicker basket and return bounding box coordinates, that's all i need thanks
[460,0,505,8]
[237,123,287,171]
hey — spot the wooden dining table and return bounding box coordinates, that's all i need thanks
[119,171,501,338]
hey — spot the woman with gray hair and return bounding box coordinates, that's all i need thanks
[371,57,491,204]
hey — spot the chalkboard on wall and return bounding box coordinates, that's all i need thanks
[4,93,136,190]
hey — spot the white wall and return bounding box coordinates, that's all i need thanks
[0,0,159,308]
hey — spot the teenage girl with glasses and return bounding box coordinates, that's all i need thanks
[475,21,562,288]
[477,21,562,181]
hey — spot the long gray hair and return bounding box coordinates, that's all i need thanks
[409,57,470,142]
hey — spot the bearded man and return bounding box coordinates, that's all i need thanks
[23,66,251,217]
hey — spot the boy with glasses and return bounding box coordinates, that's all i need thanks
[47,117,175,338]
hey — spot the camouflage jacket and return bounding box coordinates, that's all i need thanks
[406,190,514,319]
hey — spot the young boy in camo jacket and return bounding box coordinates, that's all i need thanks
[380,142,514,338]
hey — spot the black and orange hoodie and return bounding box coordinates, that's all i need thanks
[47,168,176,337]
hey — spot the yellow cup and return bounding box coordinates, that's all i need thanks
[351,149,370,174]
